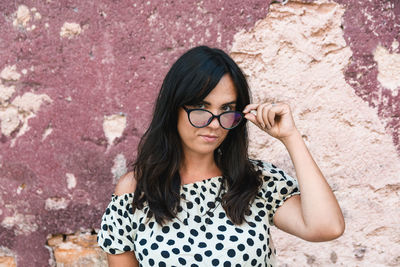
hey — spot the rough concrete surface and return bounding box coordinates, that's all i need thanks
[232,1,400,266]
[0,0,399,266]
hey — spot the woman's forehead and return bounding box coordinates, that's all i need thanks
[201,74,237,104]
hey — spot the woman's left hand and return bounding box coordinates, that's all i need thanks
[243,102,298,141]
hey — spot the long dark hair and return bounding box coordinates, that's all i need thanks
[132,46,261,225]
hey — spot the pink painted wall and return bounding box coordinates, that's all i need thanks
[0,0,399,266]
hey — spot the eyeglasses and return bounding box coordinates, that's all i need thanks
[183,107,244,130]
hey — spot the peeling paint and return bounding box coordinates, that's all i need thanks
[103,114,126,146]
[66,173,77,189]
[45,197,70,210]
[12,5,31,29]
[0,107,20,137]
[60,22,82,39]
[111,153,127,184]
[0,65,21,81]
[41,124,53,141]
[12,92,52,113]
[0,84,16,104]
[1,213,38,235]
[374,44,400,93]
[0,92,52,143]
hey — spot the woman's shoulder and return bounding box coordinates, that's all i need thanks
[249,158,274,170]
[114,171,137,196]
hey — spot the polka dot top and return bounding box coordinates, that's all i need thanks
[97,159,300,266]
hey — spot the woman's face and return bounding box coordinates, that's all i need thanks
[177,74,238,157]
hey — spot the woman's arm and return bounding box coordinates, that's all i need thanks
[107,172,139,266]
[273,129,345,241]
[107,252,139,267]
[243,102,345,241]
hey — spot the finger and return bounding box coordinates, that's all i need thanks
[256,103,267,128]
[244,113,259,126]
[268,106,276,128]
[261,104,272,129]
[243,103,260,114]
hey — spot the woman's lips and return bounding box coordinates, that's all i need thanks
[200,135,218,142]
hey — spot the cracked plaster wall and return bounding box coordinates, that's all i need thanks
[0,0,399,266]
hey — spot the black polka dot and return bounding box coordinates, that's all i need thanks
[237,244,245,251]
[138,223,145,232]
[205,250,212,256]
[177,232,184,238]
[178,258,186,265]
[218,225,227,231]
[256,248,262,257]
[198,242,207,248]
[212,259,220,266]
[172,248,180,254]
[167,239,175,245]
[194,254,203,262]
[156,235,164,242]
[103,238,112,247]
[194,215,201,223]
[172,222,180,229]
[150,243,158,250]
[248,230,256,236]
[190,229,199,236]
[206,232,213,239]
[149,259,154,266]
[280,187,288,194]
[207,201,216,208]
[247,238,254,246]
[235,227,243,233]
[161,251,170,258]
[243,253,249,261]
[183,245,191,252]
[223,261,232,267]
[227,249,236,257]
[162,226,170,233]
[216,243,224,250]
[229,235,238,242]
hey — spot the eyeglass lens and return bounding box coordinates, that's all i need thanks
[190,110,242,129]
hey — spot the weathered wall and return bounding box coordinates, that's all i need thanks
[232,1,400,266]
[0,0,399,266]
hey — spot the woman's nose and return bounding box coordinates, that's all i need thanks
[208,116,221,129]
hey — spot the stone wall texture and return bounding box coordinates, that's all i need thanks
[0,0,399,266]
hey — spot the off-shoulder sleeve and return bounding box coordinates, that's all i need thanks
[252,159,300,226]
[97,193,136,254]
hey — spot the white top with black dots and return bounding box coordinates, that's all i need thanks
[97,160,300,267]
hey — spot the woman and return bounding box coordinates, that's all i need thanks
[97,46,345,266]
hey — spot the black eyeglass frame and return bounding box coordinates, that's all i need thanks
[182,106,245,130]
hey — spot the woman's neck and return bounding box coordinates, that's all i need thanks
[179,152,221,184]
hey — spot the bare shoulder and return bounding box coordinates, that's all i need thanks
[114,172,137,196]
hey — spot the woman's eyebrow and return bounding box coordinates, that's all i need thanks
[199,100,237,105]
[222,101,237,106]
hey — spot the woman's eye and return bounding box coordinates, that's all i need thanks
[222,105,233,111]
[194,103,206,109]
